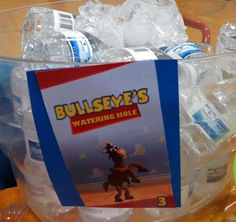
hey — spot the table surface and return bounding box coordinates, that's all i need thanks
[1,183,236,222]
[1,0,236,221]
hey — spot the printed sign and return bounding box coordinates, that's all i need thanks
[27,60,180,208]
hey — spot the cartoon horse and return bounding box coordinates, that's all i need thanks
[102,143,148,202]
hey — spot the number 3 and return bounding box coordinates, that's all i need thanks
[157,196,167,207]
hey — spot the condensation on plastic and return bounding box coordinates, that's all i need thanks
[0,1,236,222]
[0,202,29,222]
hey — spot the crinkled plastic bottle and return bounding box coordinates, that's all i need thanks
[216,21,236,81]
[165,42,213,80]
[75,0,187,48]
[23,29,108,64]
[216,21,236,54]
[145,138,194,221]
[14,28,109,122]
[179,62,235,154]
[22,108,46,179]
[10,63,47,125]
[193,154,230,208]
[22,7,108,64]
[92,46,171,63]
[178,62,235,209]
[22,108,75,221]
[22,7,77,49]
[10,66,30,125]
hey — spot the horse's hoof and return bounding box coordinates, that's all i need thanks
[138,167,148,172]
[125,195,134,200]
[115,198,123,202]
[103,182,109,192]
[131,178,141,183]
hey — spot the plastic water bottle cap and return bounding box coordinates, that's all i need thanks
[219,21,236,51]
[178,62,198,89]
[221,21,236,38]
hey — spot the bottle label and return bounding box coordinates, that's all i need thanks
[191,103,230,141]
[53,10,75,31]
[61,30,92,63]
[124,47,158,61]
[167,42,204,59]
[26,139,43,162]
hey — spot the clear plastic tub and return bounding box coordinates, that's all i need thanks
[0,1,236,222]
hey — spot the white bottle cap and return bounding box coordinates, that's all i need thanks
[178,62,198,89]
[218,21,236,51]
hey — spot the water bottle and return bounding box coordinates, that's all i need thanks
[165,42,213,81]
[216,21,236,54]
[22,108,47,178]
[180,102,230,213]
[145,138,194,221]
[165,42,212,59]
[181,128,230,211]
[92,46,171,63]
[179,61,234,211]
[24,176,74,219]
[79,208,133,222]
[23,173,76,221]
[193,154,230,205]
[10,63,48,125]
[23,29,108,64]
[21,108,56,205]
[206,79,236,115]
[216,21,236,81]
[21,109,75,220]
[179,62,235,158]
[22,7,77,49]
[10,66,30,125]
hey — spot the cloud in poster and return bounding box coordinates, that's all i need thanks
[96,137,112,149]
[131,144,147,156]
[79,153,87,160]
[90,168,104,178]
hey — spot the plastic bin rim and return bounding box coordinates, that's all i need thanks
[0,52,236,65]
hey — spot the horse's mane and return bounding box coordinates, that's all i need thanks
[103,143,120,161]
